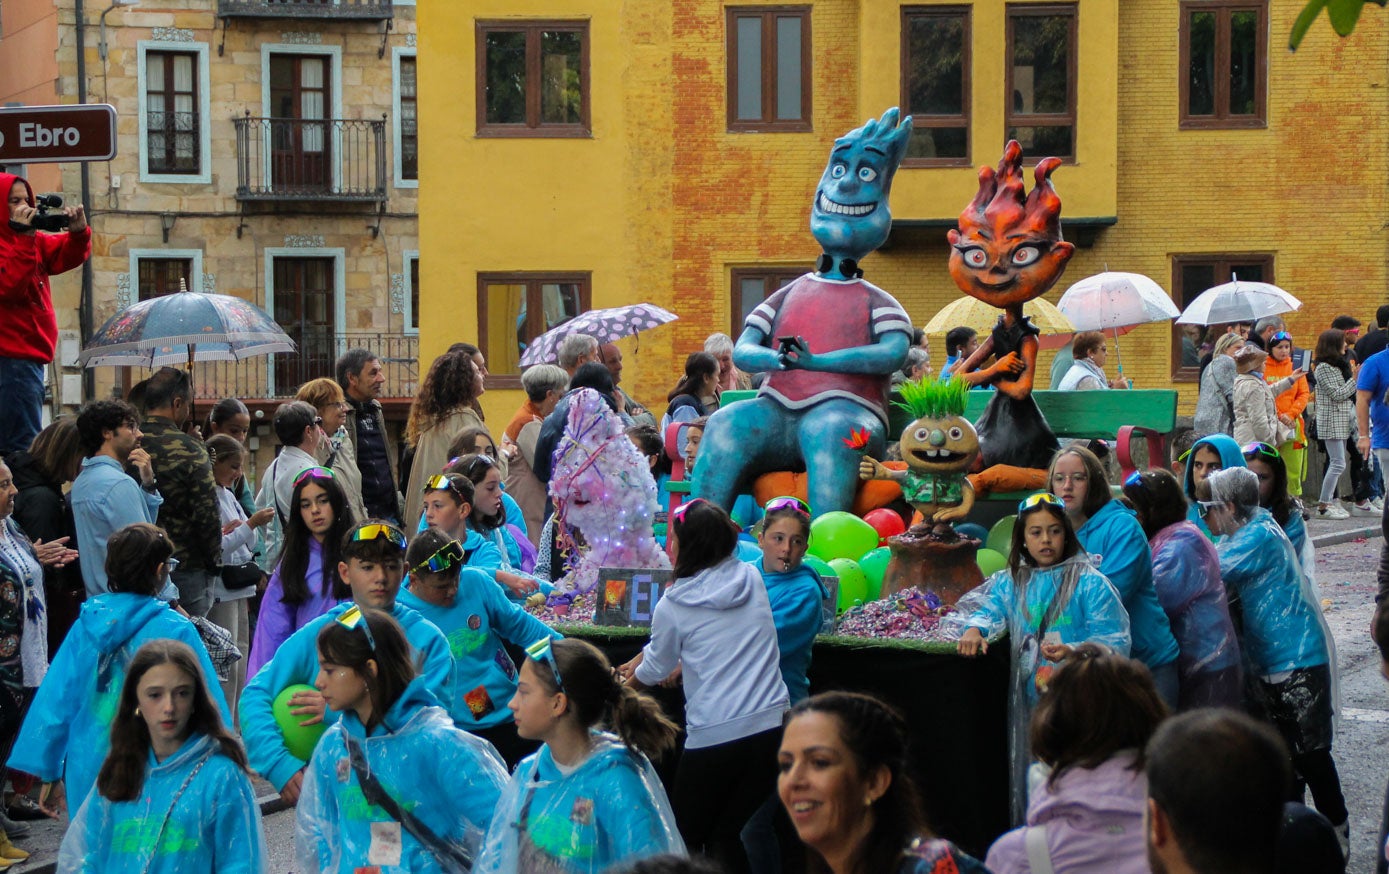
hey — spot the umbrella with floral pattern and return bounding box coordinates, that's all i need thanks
[519,303,678,367]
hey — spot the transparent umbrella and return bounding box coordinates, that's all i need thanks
[1057,272,1180,379]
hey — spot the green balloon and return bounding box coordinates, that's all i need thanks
[987,515,1016,555]
[858,546,891,601]
[273,683,328,762]
[828,558,869,614]
[808,511,880,563]
[976,548,1008,578]
[802,555,836,581]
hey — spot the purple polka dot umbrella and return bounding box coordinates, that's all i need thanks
[519,303,679,367]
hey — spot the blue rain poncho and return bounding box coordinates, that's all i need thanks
[475,733,685,873]
[1214,507,1330,677]
[753,562,827,705]
[240,601,455,791]
[945,555,1130,824]
[1075,499,1179,671]
[1148,520,1243,709]
[295,678,508,874]
[58,733,266,873]
[7,593,230,814]
[397,566,560,728]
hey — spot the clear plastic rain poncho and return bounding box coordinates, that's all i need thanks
[58,733,267,874]
[474,732,685,873]
[1148,521,1244,709]
[295,680,509,873]
[1212,504,1338,728]
[943,554,1131,825]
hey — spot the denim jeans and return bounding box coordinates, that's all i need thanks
[171,568,216,618]
[0,357,44,455]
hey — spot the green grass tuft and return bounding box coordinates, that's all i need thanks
[895,376,969,421]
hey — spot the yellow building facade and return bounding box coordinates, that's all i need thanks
[419,1,1387,423]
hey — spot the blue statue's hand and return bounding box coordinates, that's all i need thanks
[734,326,787,373]
[782,345,817,370]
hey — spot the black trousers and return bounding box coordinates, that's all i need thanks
[673,726,783,874]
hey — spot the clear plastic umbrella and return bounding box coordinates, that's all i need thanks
[1057,272,1180,379]
[1175,280,1302,326]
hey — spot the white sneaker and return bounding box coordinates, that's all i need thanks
[1318,504,1351,520]
[1351,500,1382,517]
[1373,497,1385,513]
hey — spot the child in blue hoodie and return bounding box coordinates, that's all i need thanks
[297,608,508,874]
[620,498,788,872]
[8,523,230,821]
[952,492,1131,823]
[239,521,454,805]
[397,526,559,766]
[58,639,265,874]
[477,638,684,873]
[750,496,827,705]
[1182,433,1247,539]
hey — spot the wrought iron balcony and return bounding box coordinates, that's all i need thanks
[218,0,392,21]
[234,115,387,203]
[192,332,418,400]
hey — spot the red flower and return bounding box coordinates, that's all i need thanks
[842,428,871,450]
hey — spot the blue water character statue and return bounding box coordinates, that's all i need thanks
[695,108,914,517]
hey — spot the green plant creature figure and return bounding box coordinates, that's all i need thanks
[859,377,979,531]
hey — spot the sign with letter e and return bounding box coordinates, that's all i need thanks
[0,104,117,163]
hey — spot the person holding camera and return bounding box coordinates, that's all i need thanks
[1,173,90,457]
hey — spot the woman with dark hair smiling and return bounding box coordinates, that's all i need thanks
[57,640,264,873]
[777,691,986,874]
[1121,468,1242,710]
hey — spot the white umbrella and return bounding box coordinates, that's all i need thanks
[1057,272,1180,378]
[1175,280,1302,327]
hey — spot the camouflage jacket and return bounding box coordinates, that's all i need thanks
[139,416,222,572]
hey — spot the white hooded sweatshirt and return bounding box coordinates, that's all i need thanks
[635,554,789,748]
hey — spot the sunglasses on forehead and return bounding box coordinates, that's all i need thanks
[293,466,335,488]
[1242,442,1280,460]
[1271,331,1292,344]
[764,495,810,517]
[423,474,466,496]
[1196,501,1224,519]
[335,604,376,652]
[350,523,407,548]
[524,637,565,692]
[671,498,708,524]
[419,539,464,573]
[1123,470,1147,490]
[1017,492,1065,513]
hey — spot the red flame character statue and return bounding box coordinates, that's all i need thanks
[947,141,1074,471]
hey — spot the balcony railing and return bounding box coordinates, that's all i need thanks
[234,115,387,203]
[191,333,418,400]
[218,0,393,20]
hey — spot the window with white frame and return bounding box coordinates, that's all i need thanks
[393,48,418,186]
[130,249,203,299]
[138,41,211,184]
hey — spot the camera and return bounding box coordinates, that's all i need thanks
[30,194,71,232]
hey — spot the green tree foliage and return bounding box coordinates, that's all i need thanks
[1290,0,1387,50]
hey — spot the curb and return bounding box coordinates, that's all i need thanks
[17,795,287,874]
[1312,523,1384,549]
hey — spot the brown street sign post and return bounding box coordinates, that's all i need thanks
[0,104,117,164]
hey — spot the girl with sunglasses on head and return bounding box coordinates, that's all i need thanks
[477,638,684,873]
[1263,331,1311,502]
[447,428,532,544]
[448,453,540,578]
[247,467,356,680]
[421,470,546,602]
[398,527,559,767]
[58,640,265,873]
[618,498,787,873]
[1121,469,1243,711]
[1242,441,1309,561]
[751,496,827,706]
[297,607,508,874]
[951,492,1130,822]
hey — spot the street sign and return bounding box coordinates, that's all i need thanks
[0,104,117,164]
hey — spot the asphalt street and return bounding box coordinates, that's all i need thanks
[7,516,1387,873]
